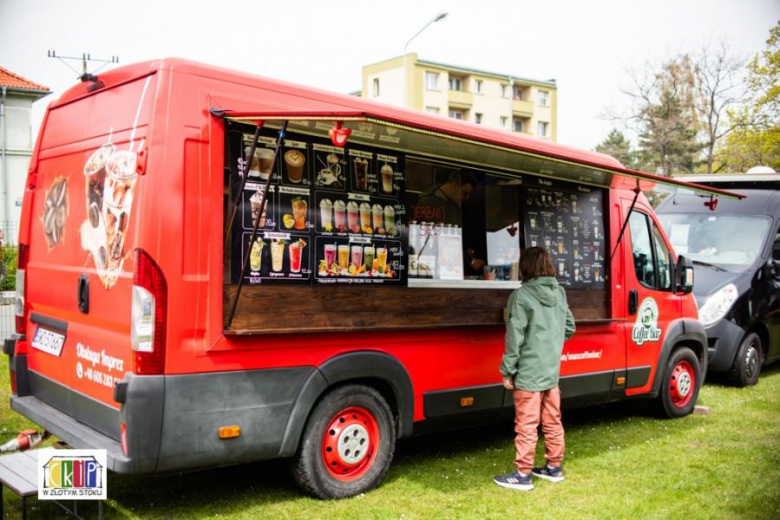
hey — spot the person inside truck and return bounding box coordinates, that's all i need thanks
[416,171,486,276]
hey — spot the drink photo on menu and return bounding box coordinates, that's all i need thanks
[348,149,375,193]
[241,134,281,182]
[314,236,402,283]
[278,188,312,232]
[282,140,309,186]
[313,143,346,190]
[243,232,311,284]
[376,154,399,197]
[243,184,275,230]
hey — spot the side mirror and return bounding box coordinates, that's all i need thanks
[765,259,780,280]
[675,255,694,294]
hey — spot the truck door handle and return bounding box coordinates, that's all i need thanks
[628,289,638,315]
[78,274,90,314]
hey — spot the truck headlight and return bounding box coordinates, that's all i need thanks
[698,283,738,327]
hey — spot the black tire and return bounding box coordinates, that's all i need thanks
[728,332,763,387]
[291,384,395,499]
[656,346,701,418]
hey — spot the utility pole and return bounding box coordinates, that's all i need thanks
[47,51,119,81]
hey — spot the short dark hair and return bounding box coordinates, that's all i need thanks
[520,247,555,280]
[447,170,477,187]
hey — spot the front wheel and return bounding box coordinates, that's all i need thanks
[656,346,701,418]
[728,332,762,387]
[291,384,395,499]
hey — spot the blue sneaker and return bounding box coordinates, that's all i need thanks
[531,465,565,482]
[493,470,534,491]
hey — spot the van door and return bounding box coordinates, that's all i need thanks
[23,75,156,440]
[621,201,680,395]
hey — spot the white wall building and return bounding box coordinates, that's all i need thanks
[0,66,51,243]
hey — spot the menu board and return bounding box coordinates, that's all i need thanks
[523,180,605,289]
[228,127,406,286]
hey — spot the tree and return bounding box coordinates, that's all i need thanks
[617,55,700,176]
[609,44,745,175]
[638,55,700,175]
[721,22,780,171]
[595,129,637,168]
[692,42,745,173]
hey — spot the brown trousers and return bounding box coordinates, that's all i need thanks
[513,386,565,474]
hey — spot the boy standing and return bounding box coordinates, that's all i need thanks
[494,247,576,491]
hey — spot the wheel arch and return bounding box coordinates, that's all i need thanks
[279,351,414,457]
[650,318,707,396]
[746,323,770,361]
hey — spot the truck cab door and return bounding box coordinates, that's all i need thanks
[621,202,680,396]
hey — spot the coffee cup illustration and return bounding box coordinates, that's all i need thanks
[285,149,305,183]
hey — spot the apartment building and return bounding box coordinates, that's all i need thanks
[361,53,557,140]
[0,66,50,240]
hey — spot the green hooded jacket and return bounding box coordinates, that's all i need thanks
[500,276,576,391]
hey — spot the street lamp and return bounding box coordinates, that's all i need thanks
[402,11,448,107]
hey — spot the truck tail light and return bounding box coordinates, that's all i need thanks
[131,250,167,375]
[15,243,29,336]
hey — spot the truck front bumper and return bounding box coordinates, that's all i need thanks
[705,319,746,373]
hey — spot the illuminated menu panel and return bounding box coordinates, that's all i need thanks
[523,180,606,289]
[228,127,406,286]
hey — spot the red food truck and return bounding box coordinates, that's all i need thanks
[5,59,741,498]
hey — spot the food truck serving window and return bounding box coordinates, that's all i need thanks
[222,119,611,334]
[405,160,606,287]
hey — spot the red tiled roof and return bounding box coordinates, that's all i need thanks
[0,66,50,92]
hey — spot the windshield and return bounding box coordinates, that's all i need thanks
[657,213,772,272]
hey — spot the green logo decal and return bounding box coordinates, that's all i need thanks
[632,298,662,345]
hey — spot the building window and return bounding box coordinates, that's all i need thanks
[425,71,439,90]
[537,90,549,106]
[448,77,463,91]
[513,119,524,133]
[475,113,483,124]
[500,116,508,128]
[448,109,464,120]
[425,106,440,115]
[500,84,509,98]
[537,121,549,137]
[513,87,524,101]
[474,79,483,94]
[372,78,380,97]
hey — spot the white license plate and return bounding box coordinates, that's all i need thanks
[31,327,66,357]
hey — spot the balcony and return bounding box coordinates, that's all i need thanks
[448,89,473,108]
[512,99,534,117]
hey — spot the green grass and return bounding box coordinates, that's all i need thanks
[2,358,779,519]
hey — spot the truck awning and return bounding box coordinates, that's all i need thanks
[213,109,744,200]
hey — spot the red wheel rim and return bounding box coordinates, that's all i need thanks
[669,360,695,408]
[321,406,380,481]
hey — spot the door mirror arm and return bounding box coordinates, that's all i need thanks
[675,255,694,295]
[765,259,780,282]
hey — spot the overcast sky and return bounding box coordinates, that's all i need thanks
[1,0,778,150]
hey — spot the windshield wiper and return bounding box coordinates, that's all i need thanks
[692,260,727,272]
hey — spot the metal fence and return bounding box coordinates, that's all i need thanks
[0,293,14,341]
[0,220,20,247]
[0,220,19,341]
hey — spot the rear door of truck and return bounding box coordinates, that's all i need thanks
[22,74,156,440]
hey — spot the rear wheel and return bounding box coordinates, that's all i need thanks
[291,384,395,499]
[656,346,701,418]
[728,332,762,387]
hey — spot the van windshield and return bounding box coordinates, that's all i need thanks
[658,213,771,272]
